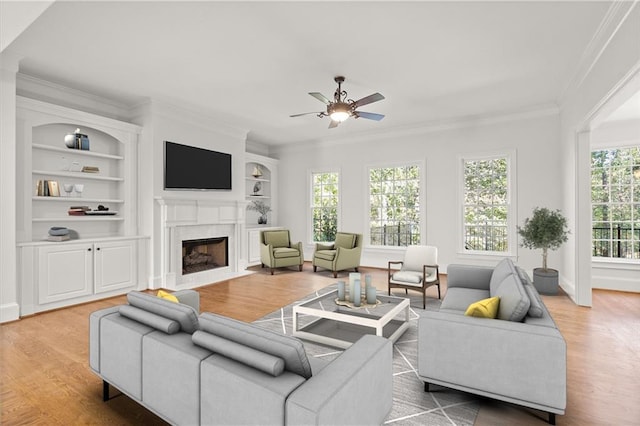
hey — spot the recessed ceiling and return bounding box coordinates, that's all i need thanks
[6,1,611,146]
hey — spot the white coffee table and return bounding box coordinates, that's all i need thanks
[292,289,410,349]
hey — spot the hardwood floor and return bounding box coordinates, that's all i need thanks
[1,264,638,425]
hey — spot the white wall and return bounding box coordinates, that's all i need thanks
[559,4,640,305]
[131,100,248,288]
[273,109,562,276]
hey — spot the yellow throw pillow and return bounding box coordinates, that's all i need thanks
[157,290,179,303]
[464,296,500,318]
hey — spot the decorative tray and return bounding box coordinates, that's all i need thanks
[84,211,118,216]
[335,298,381,309]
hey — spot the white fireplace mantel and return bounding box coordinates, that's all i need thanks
[155,197,249,289]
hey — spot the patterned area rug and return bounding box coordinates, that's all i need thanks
[253,284,480,425]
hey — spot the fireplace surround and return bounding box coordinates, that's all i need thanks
[156,198,247,289]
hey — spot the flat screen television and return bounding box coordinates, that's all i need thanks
[164,141,232,190]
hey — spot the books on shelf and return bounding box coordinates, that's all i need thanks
[81,166,99,173]
[47,234,70,242]
[68,206,90,216]
[36,180,61,197]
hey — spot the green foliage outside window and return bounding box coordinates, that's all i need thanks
[312,172,338,242]
[369,165,420,246]
[591,147,640,259]
[463,157,509,252]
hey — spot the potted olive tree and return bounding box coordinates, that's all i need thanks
[518,207,570,294]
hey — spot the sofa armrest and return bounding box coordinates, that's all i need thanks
[293,241,304,259]
[446,264,493,290]
[89,306,121,373]
[286,335,393,425]
[418,311,566,412]
[315,242,334,251]
[173,289,200,312]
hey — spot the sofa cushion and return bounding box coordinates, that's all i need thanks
[493,274,531,322]
[127,291,200,334]
[157,289,179,303]
[391,271,422,284]
[264,230,290,248]
[192,331,285,377]
[440,287,491,313]
[513,267,544,318]
[489,258,515,295]
[272,247,300,259]
[335,233,355,249]
[314,249,336,261]
[464,297,500,319]
[119,305,181,334]
[199,313,312,379]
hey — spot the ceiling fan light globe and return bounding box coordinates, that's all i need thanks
[330,111,350,122]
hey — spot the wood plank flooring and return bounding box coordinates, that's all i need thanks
[1,264,638,425]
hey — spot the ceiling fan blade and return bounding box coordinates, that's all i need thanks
[354,111,385,121]
[309,92,332,105]
[328,120,340,129]
[353,93,385,108]
[290,111,322,117]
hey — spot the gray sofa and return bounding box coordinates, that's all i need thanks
[418,258,566,425]
[90,290,393,425]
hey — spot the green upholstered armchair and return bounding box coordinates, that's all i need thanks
[312,232,363,278]
[260,230,304,275]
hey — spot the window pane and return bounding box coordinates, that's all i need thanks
[368,164,420,246]
[463,156,509,253]
[591,147,640,259]
[311,172,339,242]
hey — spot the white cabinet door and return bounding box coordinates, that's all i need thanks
[94,240,135,293]
[38,243,93,304]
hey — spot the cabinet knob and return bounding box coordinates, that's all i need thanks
[88,248,92,251]
[96,247,101,251]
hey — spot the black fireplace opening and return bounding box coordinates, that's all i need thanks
[182,237,229,275]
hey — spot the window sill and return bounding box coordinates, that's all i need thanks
[592,258,640,270]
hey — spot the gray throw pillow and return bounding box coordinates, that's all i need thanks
[516,267,544,318]
[127,291,200,334]
[199,312,312,379]
[489,258,515,295]
[494,274,531,322]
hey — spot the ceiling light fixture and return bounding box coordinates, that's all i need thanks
[329,102,351,122]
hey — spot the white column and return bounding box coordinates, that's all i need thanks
[0,52,20,322]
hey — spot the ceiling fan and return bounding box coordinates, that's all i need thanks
[290,76,385,128]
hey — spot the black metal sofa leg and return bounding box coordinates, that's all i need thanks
[424,382,430,392]
[103,380,110,402]
[548,412,556,425]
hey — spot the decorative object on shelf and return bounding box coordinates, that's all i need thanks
[251,165,263,178]
[47,226,70,242]
[63,184,74,197]
[81,166,100,173]
[68,206,89,216]
[69,161,82,172]
[518,207,570,295]
[253,181,262,196]
[60,156,69,171]
[73,183,84,197]
[64,128,90,150]
[337,281,346,301]
[247,200,271,224]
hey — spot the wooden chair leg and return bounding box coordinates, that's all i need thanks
[333,271,337,278]
[270,268,274,275]
[299,264,303,271]
[313,265,317,272]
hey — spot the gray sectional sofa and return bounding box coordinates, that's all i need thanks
[90,290,393,425]
[418,258,566,425]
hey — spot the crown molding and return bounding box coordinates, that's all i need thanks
[16,72,134,121]
[557,1,638,107]
[271,103,559,155]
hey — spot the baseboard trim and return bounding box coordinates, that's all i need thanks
[0,302,20,323]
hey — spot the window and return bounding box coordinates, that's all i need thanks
[369,165,420,246]
[591,146,640,259]
[311,171,339,242]
[462,155,512,253]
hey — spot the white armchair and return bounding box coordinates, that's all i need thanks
[388,245,441,309]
